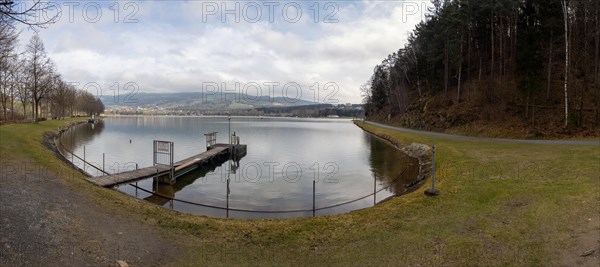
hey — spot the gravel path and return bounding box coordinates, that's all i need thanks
[365,121,600,146]
[0,159,179,267]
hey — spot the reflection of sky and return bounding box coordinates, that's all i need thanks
[65,116,415,218]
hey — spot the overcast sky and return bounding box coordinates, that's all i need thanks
[17,0,431,104]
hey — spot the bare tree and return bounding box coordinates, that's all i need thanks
[0,18,17,120]
[16,56,29,117]
[7,57,22,120]
[1,0,59,29]
[25,33,53,122]
[0,57,14,119]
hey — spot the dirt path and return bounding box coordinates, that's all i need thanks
[365,121,600,146]
[0,159,179,266]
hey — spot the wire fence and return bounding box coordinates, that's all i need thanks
[57,138,110,176]
[126,168,411,214]
[57,135,424,216]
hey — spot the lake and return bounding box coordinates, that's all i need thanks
[60,116,419,218]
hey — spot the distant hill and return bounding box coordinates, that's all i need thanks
[100,92,317,111]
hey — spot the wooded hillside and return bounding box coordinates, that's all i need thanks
[363,0,599,137]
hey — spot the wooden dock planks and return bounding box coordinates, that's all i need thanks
[88,145,236,187]
[173,146,230,172]
[89,165,173,187]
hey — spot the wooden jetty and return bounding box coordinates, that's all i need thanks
[88,143,246,187]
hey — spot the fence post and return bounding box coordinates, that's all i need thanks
[425,144,440,196]
[135,162,139,197]
[102,153,105,174]
[226,177,230,219]
[312,180,316,217]
[83,146,86,172]
[373,175,376,205]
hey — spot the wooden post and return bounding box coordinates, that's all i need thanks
[102,153,105,174]
[425,144,440,196]
[83,146,86,172]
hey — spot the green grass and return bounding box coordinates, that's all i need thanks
[1,118,598,266]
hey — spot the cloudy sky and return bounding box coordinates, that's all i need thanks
[18,0,431,104]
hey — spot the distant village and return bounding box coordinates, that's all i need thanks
[104,103,365,118]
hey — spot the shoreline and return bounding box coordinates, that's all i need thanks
[50,117,426,218]
[353,120,432,194]
[1,117,598,265]
[49,119,97,179]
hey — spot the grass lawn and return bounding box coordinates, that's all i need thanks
[1,118,598,266]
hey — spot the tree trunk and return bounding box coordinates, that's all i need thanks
[547,29,554,100]
[457,33,464,103]
[445,37,449,95]
[21,101,26,118]
[1,93,6,120]
[580,0,589,127]
[31,101,36,122]
[479,54,482,81]
[10,92,14,121]
[532,96,536,127]
[509,10,517,77]
[595,0,599,124]
[467,29,471,82]
[596,0,599,86]
[500,17,504,80]
[491,10,495,79]
[526,93,529,119]
[35,99,39,122]
[562,0,569,128]
[416,57,422,97]
[0,69,6,120]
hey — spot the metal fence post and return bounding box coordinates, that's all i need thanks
[373,175,376,205]
[312,180,316,217]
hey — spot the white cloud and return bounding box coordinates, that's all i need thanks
[17,0,431,103]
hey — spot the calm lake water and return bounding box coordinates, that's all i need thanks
[60,116,419,218]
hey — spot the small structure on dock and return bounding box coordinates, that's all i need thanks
[89,132,246,187]
[204,132,218,149]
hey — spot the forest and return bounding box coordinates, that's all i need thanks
[0,7,104,122]
[362,0,599,137]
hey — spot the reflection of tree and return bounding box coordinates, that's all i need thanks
[61,121,105,150]
[365,133,419,194]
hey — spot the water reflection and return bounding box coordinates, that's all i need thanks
[62,116,421,218]
[366,133,420,195]
[142,159,242,207]
[61,121,105,151]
